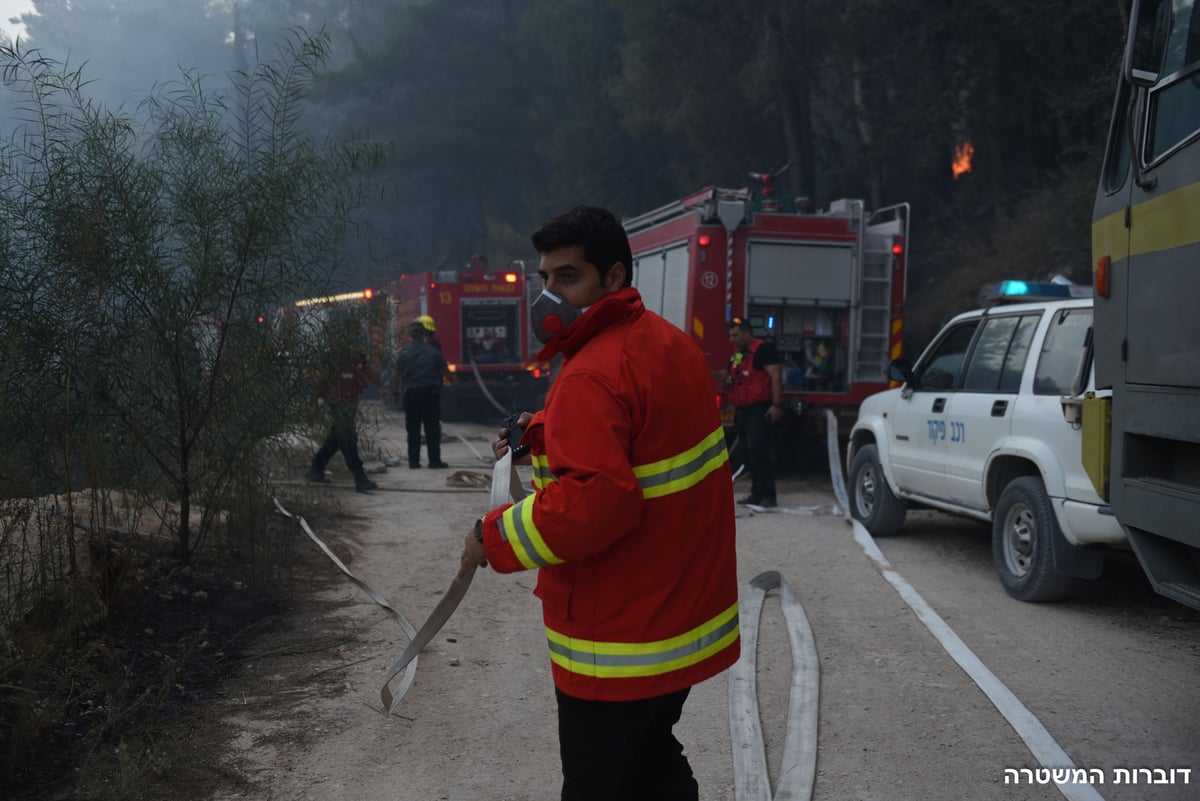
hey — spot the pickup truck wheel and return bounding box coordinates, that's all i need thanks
[849,444,907,536]
[992,476,1073,602]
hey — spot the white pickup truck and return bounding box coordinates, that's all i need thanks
[846,284,1126,602]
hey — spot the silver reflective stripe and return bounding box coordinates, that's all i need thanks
[547,613,739,667]
[636,436,728,493]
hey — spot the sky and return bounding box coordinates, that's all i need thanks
[0,0,35,42]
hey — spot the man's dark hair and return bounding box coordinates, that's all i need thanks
[728,317,753,333]
[531,205,633,288]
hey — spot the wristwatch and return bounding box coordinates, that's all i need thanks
[473,515,485,543]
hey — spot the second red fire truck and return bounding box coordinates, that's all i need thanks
[623,184,910,454]
[383,267,552,420]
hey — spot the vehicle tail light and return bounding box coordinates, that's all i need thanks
[1095,255,1111,298]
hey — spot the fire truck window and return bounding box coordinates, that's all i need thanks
[1147,0,1200,161]
[463,304,519,365]
[1102,80,1133,193]
[915,321,979,391]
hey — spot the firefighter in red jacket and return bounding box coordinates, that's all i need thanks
[459,206,739,801]
[725,317,784,508]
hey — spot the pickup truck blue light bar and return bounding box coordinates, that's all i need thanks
[988,280,1092,303]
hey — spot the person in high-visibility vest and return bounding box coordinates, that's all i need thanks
[725,317,784,508]
[459,206,739,801]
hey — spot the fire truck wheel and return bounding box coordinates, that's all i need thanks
[992,476,1073,603]
[848,444,906,536]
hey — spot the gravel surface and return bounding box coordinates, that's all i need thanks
[177,403,1198,801]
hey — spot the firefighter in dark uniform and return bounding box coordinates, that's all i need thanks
[395,320,449,468]
[726,317,784,508]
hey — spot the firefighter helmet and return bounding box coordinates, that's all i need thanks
[416,315,437,333]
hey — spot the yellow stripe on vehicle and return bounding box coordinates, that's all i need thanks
[1093,180,1200,263]
[546,603,740,679]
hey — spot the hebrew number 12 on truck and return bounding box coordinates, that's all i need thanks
[1086,0,1200,610]
[622,185,909,454]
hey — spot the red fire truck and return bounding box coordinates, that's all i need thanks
[623,185,909,454]
[383,267,552,420]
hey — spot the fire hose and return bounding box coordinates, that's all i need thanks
[272,448,525,715]
[729,571,820,801]
[723,412,846,800]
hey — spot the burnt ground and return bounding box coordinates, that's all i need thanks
[0,520,354,801]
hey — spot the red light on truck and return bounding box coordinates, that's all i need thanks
[505,273,518,283]
[1095,255,1111,298]
[698,234,712,247]
[892,240,904,256]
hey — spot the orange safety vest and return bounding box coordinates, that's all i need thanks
[727,339,774,407]
[480,287,740,702]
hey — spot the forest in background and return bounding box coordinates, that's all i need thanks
[3,0,1130,348]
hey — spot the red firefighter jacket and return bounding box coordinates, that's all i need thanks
[315,348,369,405]
[480,287,741,701]
[727,338,773,407]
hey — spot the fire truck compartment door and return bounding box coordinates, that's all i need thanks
[634,242,690,331]
[747,243,853,304]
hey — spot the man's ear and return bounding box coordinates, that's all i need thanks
[605,262,627,291]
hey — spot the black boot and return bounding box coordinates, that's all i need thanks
[354,471,378,492]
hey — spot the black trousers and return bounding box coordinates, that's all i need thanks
[311,402,363,474]
[734,401,776,501]
[556,687,698,801]
[402,386,441,465]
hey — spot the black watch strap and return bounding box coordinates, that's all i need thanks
[474,515,485,543]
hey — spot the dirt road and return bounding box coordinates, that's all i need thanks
[193,403,1197,801]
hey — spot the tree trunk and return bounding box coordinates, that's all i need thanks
[851,50,883,210]
[768,5,816,204]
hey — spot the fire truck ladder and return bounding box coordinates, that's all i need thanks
[854,204,909,383]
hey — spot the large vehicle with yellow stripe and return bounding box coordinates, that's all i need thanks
[623,181,909,455]
[1087,0,1200,610]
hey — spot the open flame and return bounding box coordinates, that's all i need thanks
[952,141,974,179]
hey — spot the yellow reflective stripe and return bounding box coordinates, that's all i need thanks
[499,494,563,569]
[1093,180,1200,263]
[632,427,729,499]
[530,454,555,490]
[545,603,739,679]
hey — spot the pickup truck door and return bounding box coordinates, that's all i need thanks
[943,313,1041,510]
[1009,307,1097,504]
[888,320,979,500]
